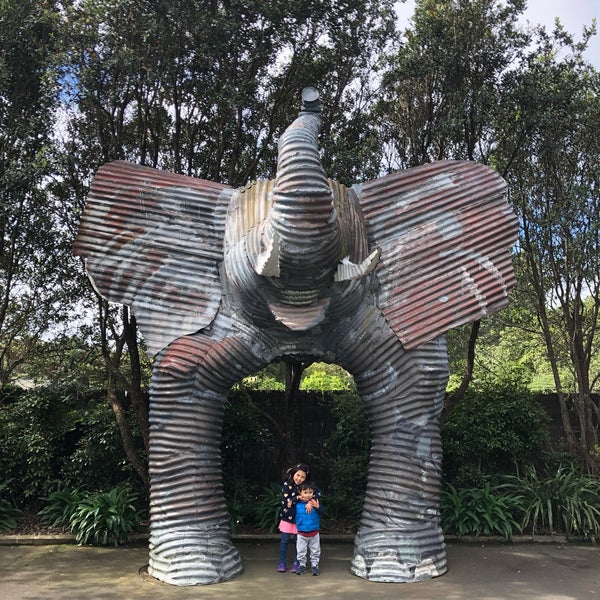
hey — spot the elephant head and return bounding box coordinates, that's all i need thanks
[75,86,516,353]
[224,87,380,331]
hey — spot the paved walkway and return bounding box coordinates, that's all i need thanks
[1,539,599,599]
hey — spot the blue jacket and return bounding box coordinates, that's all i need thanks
[295,500,323,533]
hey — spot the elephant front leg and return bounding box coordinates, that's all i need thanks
[347,330,450,582]
[146,334,260,586]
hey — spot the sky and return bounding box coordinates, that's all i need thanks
[394,0,600,67]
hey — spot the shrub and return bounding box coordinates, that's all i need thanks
[442,385,549,486]
[0,481,18,532]
[68,486,143,546]
[322,390,370,520]
[221,390,271,482]
[441,482,524,539]
[60,400,135,492]
[38,482,84,529]
[255,482,282,533]
[0,388,80,506]
[500,465,600,540]
[224,475,262,533]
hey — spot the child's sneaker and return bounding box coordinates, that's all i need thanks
[296,565,306,575]
[277,563,286,573]
[291,561,299,573]
[312,566,320,576]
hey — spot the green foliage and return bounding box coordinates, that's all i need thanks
[322,390,370,520]
[60,400,133,491]
[225,479,281,534]
[224,475,262,534]
[0,0,81,391]
[0,385,137,510]
[500,465,600,540]
[255,482,283,533]
[221,390,271,480]
[0,387,80,505]
[496,25,600,469]
[38,483,84,529]
[379,0,529,167]
[235,364,285,391]
[68,486,143,546]
[441,483,524,540]
[300,364,355,392]
[442,385,549,486]
[0,481,18,532]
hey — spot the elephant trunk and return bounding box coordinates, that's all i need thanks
[269,88,342,284]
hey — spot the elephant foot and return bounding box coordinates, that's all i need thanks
[148,530,243,586]
[350,524,447,583]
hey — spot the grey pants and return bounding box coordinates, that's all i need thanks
[296,532,321,567]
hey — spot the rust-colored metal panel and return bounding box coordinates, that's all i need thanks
[358,160,518,349]
[74,160,232,355]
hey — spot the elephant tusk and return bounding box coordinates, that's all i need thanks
[334,247,381,282]
[254,229,280,277]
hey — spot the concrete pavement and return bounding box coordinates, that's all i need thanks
[1,538,599,599]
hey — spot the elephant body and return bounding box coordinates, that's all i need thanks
[74,89,518,586]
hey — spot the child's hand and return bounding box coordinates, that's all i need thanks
[287,499,292,508]
[310,498,320,510]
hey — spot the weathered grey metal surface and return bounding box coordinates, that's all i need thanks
[74,161,231,355]
[359,160,517,349]
[74,87,519,587]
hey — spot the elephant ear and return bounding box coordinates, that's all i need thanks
[74,160,232,356]
[356,160,519,350]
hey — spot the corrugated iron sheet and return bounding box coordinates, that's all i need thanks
[325,306,450,582]
[358,160,518,350]
[146,331,265,586]
[74,160,231,355]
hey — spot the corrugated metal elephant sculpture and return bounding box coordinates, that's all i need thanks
[74,88,518,586]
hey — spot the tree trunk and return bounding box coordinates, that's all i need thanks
[106,381,149,489]
[122,311,150,453]
[281,359,310,468]
[97,297,150,491]
[442,320,480,421]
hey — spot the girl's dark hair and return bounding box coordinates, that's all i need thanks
[286,463,310,478]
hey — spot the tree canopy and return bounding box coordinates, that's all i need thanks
[0,0,598,476]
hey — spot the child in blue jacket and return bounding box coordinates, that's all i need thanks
[295,481,324,576]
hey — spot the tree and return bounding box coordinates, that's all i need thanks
[376,0,530,406]
[0,1,83,390]
[377,0,529,169]
[494,25,600,473]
